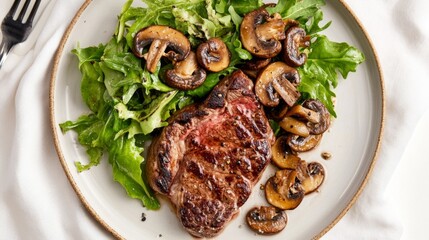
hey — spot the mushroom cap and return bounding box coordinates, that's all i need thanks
[265,169,305,210]
[285,104,321,124]
[272,135,301,170]
[165,51,207,90]
[246,206,287,235]
[242,57,271,71]
[267,101,289,120]
[302,99,331,135]
[279,116,310,137]
[240,8,286,58]
[133,25,191,73]
[255,61,301,107]
[283,26,310,67]
[286,133,322,152]
[196,37,230,72]
[296,161,325,194]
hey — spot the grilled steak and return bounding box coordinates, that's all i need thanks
[147,70,275,238]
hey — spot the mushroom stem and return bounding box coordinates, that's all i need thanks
[279,116,310,137]
[133,25,191,74]
[175,52,199,76]
[145,39,169,73]
[256,13,286,41]
[255,62,300,107]
[286,105,321,124]
[165,51,207,90]
[272,78,300,107]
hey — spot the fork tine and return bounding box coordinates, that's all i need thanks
[6,0,21,18]
[26,0,41,25]
[17,0,31,22]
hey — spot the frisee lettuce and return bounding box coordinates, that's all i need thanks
[60,0,364,210]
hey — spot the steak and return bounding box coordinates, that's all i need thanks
[147,70,275,238]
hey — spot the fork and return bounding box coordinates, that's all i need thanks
[0,0,41,69]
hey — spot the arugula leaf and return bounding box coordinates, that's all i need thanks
[305,9,331,35]
[268,0,325,20]
[267,0,329,35]
[59,114,106,172]
[139,90,178,134]
[78,62,105,113]
[71,44,105,68]
[299,35,365,116]
[308,35,365,81]
[141,66,175,93]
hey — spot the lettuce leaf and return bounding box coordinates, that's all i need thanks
[109,135,160,209]
[299,35,365,117]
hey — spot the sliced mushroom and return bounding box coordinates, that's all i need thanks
[272,77,301,107]
[272,136,301,169]
[265,169,304,210]
[133,25,191,73]
[302,99,331,135]
[255,62,301,107]
[296,161,325,194]
[242,57,272,78]
[283,26,310,67]
[278,116,310,137]
[246,206,287,235]
[165,51,207,90]
[286,104,321,124]
[196,38,230,72]
[243,58,271,71]
[283,18,300,29]
[268,101,289,120]
[240,8,286,58]
[287,134,322,152]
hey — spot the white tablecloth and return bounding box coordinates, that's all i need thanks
[1,0,428,239]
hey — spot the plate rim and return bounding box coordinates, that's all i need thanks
[49,0,385,239]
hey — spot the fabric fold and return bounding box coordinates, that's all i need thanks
[1,0,428,239]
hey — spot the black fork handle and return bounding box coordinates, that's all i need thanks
[0,40,14,70]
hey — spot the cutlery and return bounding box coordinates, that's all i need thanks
[0,0,41,69]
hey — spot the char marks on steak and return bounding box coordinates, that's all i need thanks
[147,70,275,238]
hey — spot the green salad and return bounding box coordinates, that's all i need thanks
[60,0,364,210]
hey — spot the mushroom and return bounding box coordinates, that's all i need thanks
[240,8,286,58]
[246,206,287,235]
[133,25,191,73]
[243,57,271,70]
[255,62,301,107]
[272,136,301,170]
[165,51,207,90]
[265,169,304,210]
[196,38,230,72]
[286,134,322,152]
[283,26,311,67]
[278,116,310,137]
[286,104,321,124]
[267,101,289,120]
[296,161,325,194]
[302,99,331,135]
[242,57,271,79]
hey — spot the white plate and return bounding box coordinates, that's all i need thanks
[50,0,384,239]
